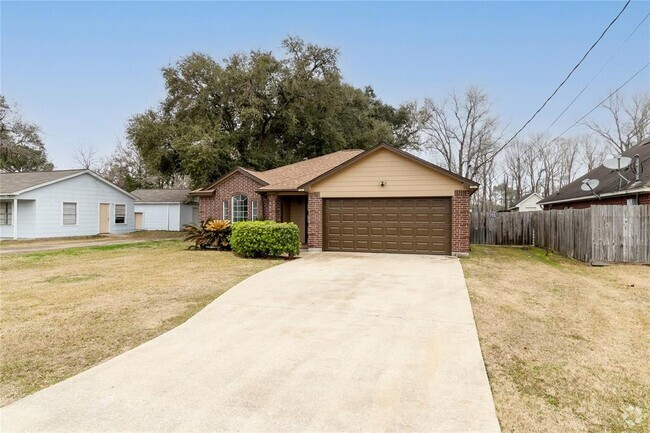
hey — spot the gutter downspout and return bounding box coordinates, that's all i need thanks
[13,198,18,239]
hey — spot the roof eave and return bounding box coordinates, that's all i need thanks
[539,186,650,205]
[297,143,480,190]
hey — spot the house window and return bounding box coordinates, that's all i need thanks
[62,202,77,225]
[627,197,638,205]
[231,195,248,222]
[115,204,126,224]
[251,200,259,221]
[0,202,12,225]
[222,200,230,220]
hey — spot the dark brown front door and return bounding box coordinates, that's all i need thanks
[323,198,451,255]
[281,196,307,245]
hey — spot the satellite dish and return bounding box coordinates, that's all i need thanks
[603,156,632,170]
[581,178,600,192]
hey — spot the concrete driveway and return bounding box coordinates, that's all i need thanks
[2,252,500,433]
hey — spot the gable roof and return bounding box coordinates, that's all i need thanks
[131,189,191,203]
[509,192,543,210]
[0,169,136,198]
[539,138,650,205]
[299,143,479,190]
[191,144,479,195]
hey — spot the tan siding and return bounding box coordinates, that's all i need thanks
[310,148,466,198]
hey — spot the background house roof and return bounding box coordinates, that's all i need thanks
[131,189,191,203]
[539,138,650,205]
[508,192,543,210]
[0,169,86,195]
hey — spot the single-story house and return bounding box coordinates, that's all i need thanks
[504,192,543,212]
[192,143,479,255]
[132,189,198,231]
[539,138,650,209]
[0,169,135,239]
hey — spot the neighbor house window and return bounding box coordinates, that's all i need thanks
[627,197,638,205]
[251,200,259,221]
[0,202,12,225]
[62,202,77,225]
[222,200,230,220]
[115,204,126,224]
[231,195,248,222]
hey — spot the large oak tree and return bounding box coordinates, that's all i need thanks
[127,37,418,187]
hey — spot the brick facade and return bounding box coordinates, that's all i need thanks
[198,172,265,221]
[307,192,323,249]
[451,190,470,254]
[265,194,282,222]
[545,193,650,209]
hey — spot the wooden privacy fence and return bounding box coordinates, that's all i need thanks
[470,205,650,264]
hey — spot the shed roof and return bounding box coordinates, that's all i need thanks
[131,189,191,203]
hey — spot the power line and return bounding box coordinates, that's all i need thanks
[495,62,649,183]
[492,0,632,157]
[541,11,650,136]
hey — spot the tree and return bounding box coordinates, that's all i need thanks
[585,91,650,154]
[127,37,417,187]
[72,145,101,170]
[420,87,503,180]
[0,95,53,172]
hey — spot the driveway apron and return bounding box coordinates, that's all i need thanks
[2,252,500,432]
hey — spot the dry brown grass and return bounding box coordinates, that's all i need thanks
[0,230,184,250]
[0,240,281,406]
[462,246,650,433]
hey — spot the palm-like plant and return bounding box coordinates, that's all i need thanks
[183,218,232,250]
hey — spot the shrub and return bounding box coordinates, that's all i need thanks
[230,221,301,258]
[183,218,231,250]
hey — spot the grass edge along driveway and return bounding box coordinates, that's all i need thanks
[0,239,282,406]
[462,246,650,433]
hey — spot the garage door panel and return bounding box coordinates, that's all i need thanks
[324,197,451,255]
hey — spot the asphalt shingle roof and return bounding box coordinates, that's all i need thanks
[131,189,191,203]
[539,138,650,204]
[0,170,86,195]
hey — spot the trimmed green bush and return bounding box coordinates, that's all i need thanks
[230,221,301,258]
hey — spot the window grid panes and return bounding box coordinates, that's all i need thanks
[63,202,77,225]
[251,201,258,221]
[0,202,12,225]
[222,200,230,220]
[231,195,248,222]
[115,204,126,224]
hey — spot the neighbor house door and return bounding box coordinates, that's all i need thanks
[134,212,143,230]
[99,203,110,234]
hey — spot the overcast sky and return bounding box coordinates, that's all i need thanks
[2,1,649,168]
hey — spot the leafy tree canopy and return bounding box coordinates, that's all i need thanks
[0,95,53,172]
[127,37,418,187]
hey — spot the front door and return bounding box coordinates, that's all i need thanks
[135,212,143,230]
[281,197,307,245]
[99,203,110,234]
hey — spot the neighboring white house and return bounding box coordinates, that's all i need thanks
[0,170,136,239]
[506,192,544,212]
[132,189,198,231]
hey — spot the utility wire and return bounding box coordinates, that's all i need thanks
[494,62,649,182]
[541,11,650,136]
[491,0,632,157]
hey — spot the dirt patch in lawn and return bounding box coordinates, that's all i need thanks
[462,246,650,433]
[0,240,281,406]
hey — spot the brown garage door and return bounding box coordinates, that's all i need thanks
[323,198,451,255]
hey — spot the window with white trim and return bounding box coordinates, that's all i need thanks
[0,202,13,225]
[222,200,230,220]
[231,195,248,222]
[115,204,126,224]
[251,200,259,221]
[62,202,77,225]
